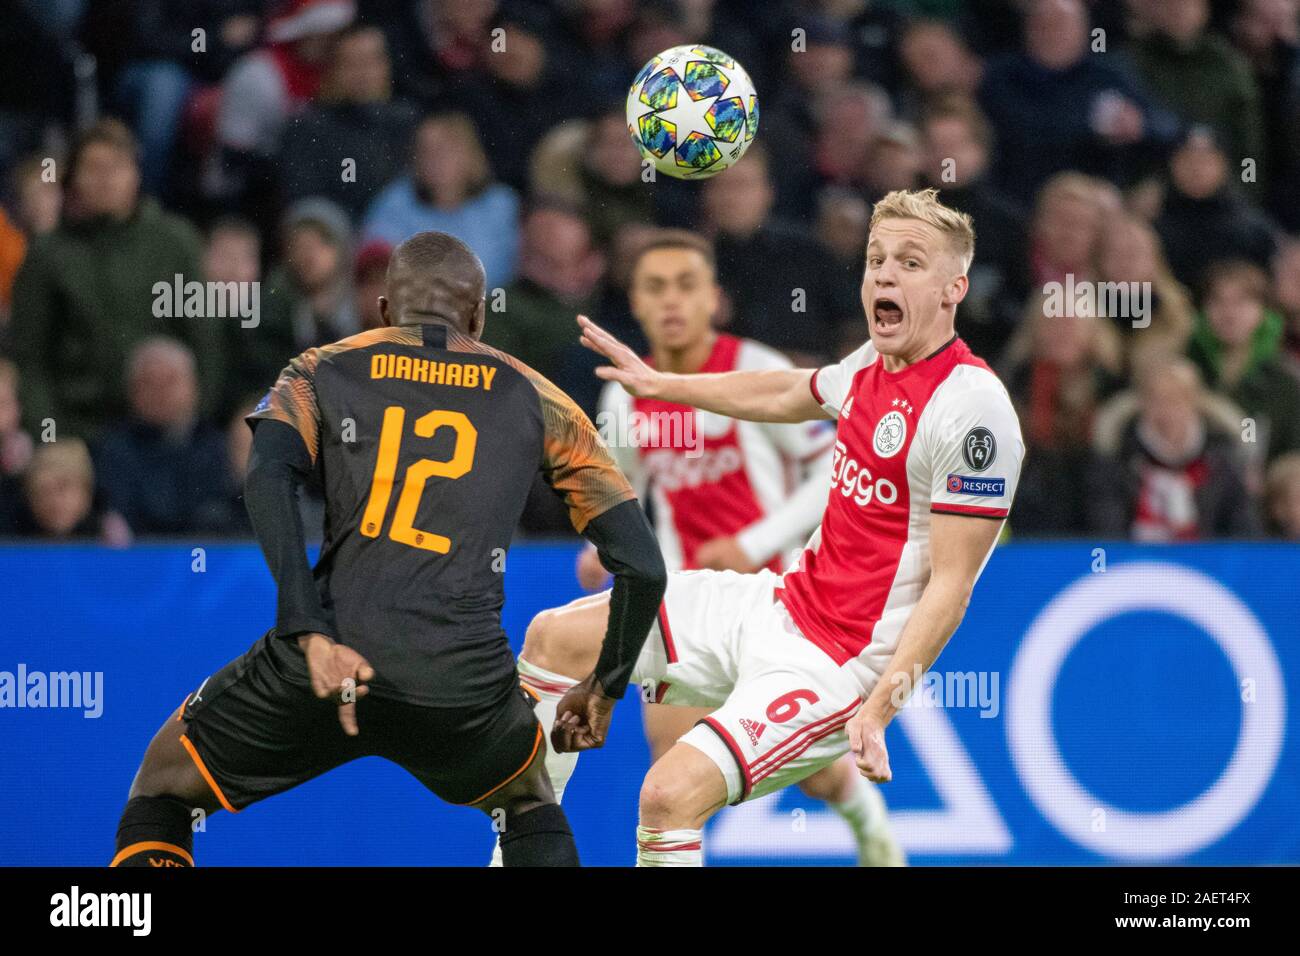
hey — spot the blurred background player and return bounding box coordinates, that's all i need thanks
[109,232,665,868]
[570,229,904,866]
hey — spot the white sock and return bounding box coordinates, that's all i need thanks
[831,774,891,845]
[636,826,703,867]
[489,658,579,867]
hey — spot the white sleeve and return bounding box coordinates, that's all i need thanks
[594,381,646,499]
[924,371,1024,519]
[736,437,833,565]
[809,340,876,419]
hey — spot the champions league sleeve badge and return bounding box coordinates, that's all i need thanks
[962,426,996,472]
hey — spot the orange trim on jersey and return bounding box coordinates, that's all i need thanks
[176,696,188,720]
[110,840,194,868]
[519,680,541,703]
[456,720,544,807]
[179,734,239,814]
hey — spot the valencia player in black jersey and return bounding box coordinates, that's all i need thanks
[110,232,666,867]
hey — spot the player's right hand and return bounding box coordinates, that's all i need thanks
[298,632,375,737]
[846,706,892,783]
[576,545,612,591]
[577,314,661,398]
[551,673,616,753]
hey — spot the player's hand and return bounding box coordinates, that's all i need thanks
[846,707,892,783]
[298,632,375,737]
[551,673,617,753]
[576,545,611,591]
[694,535,760,573]
[577,315,662,398]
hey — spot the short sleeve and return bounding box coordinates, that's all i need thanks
[809,340,876,419]
[247,349,322,463]
[926,374,1024,520]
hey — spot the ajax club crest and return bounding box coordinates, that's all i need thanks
[873,410,907,458]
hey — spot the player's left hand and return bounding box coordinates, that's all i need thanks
[694,535,760,573]
[298,633,375,737]
[551,674,617,753]
[846,707,892,783]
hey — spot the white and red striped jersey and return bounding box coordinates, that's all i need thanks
[776,334,1024,690]
[598,334,835,572]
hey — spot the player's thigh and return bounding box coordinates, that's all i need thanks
[467,735,554,818]
[642,702,713,764]
[520,589,611,679]
[678,621,863,806]
[637,568,778,709]
[178,631,366,813]
[640,738,730,829]
[380,682,547,810]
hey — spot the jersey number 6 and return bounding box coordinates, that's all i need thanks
[360,405,478,552]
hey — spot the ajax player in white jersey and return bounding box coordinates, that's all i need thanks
[522,188,1024,865]
[570,230,903,865]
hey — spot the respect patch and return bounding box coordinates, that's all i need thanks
[946,474,1005,497]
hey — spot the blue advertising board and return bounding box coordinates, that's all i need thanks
[0,541,1296,865]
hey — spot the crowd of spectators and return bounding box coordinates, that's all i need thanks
[1,0,1299,544]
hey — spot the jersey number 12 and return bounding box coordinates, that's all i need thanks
[360,405,478,552]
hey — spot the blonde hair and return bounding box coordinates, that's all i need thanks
[869,188,976,273]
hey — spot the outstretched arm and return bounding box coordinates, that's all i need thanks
[578,315,828,424]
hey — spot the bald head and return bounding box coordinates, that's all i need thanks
[381,232,487,336]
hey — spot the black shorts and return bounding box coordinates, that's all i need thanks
[177,631,543,810]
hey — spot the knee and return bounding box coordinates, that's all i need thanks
[521,608,565,672]
[637,754,717,832]
[520,604,595,679]
[639,770,686,826]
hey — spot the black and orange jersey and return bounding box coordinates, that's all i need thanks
[247,322,635,705]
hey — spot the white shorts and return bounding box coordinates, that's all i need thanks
[630,568,867,806]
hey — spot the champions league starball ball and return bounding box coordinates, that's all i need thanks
[626,45,759,180]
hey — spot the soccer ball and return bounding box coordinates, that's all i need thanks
[626,45,759,180]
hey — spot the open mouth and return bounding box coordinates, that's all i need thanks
[873,297,904,332]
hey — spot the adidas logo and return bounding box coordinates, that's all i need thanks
[842,396,854,420]
[739,718,766,745]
